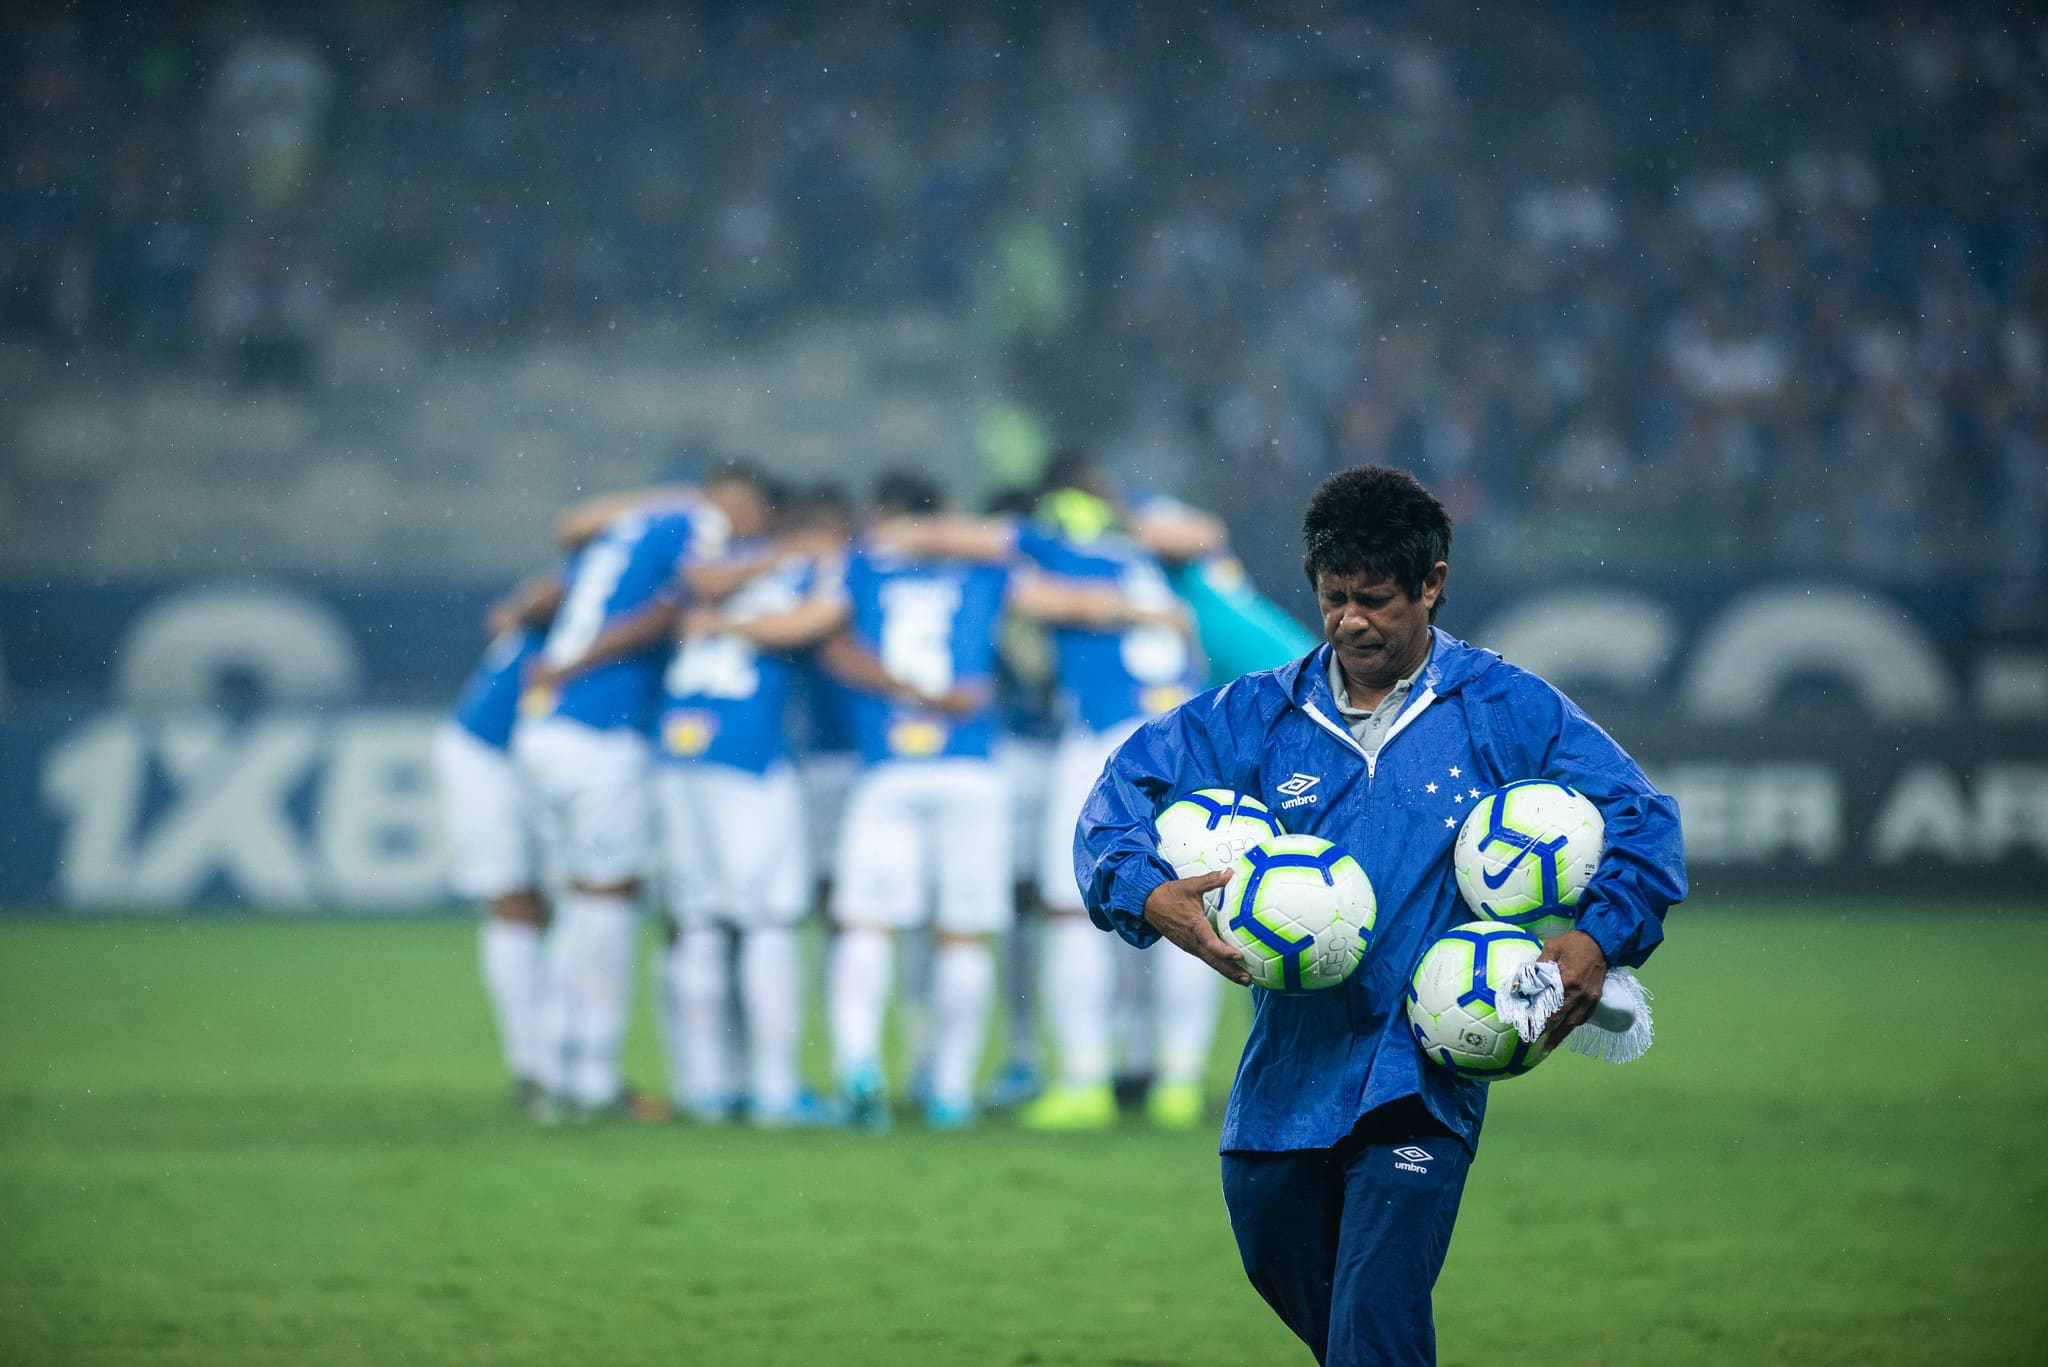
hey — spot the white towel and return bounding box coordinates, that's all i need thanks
[1499,962,1655,1064]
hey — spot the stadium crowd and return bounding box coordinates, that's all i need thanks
[3,2,2040,603]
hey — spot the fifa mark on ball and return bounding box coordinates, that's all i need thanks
[1154,789,1286,912]
[1212,833,1376,993]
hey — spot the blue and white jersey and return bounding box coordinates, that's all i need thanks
[527,501,730,733]
[1076,629,1686,1156]
[1015,522,1200,732]
[658,551,842,775]
[842,546,1010,765]
[452,627,543,750]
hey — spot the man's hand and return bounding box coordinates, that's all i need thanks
[1143,870,1251,986]
[1537,929,1609,1047]
[911,682,990,717]
[679,604,724,638]
[521,659,569,694]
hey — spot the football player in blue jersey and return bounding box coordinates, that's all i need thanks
[508,462,773,1118]
[1015,483,1228,1132]
[866,459,1239,1132]
[651,486,853,1128]
[814,472,1182,1132]
[434,602,552,1110]
[1075,466,1686,1365]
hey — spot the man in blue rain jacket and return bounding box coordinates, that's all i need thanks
[1074,466,1686,1366]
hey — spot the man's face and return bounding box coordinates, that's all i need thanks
[1316,563,1447,691]
[709,479,771,540]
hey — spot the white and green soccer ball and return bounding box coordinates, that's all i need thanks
[1212,833,1375,993]
[1406,920,1555,1079]
[1453,779,1604,942]
[1154,789,1284,915]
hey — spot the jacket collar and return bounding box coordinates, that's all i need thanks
[1280,627,1498,713]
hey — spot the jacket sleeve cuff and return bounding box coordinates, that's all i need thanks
[1574,902,1658,971]
[1101,857,1175,947]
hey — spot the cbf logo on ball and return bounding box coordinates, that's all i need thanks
[1407,920,1554,1078]
[1212,833,1375,993]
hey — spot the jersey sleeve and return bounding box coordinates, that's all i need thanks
[1011,519,1061,566]
[688,504,732,563]
[1478,671,1687,969]
[1072,681,1265,946]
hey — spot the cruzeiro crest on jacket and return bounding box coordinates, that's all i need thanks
[1412,765,1491,831]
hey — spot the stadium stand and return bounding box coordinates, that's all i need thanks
[0,2,2040,622]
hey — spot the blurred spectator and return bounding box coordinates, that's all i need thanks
[205,23,332,221]
[0,0,2036,614]
[208,236,328,388]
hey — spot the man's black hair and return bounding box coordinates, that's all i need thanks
[982,485,1038,517]
[1039,443,1110,499]
[704,456,771,496]
[792,480,856,526]
[872,469,944,516]
[1301,466,1452,619]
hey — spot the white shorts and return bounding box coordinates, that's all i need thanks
[800,749,860,878]
[655,761,810,929]
[832,758,1014,935]
[433,722,538,900]
[512,715,654,889]
[997,736,1053,887]
[1038,718,1145,912]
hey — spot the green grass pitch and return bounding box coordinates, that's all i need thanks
[3,903,2045,1366]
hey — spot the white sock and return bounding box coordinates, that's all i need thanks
[557,890,640,1108]
[829,928,893,1083]
[896,929,933,1088]
[1113,939,1154,1077]
[739,926,803,1113]
[1042,915,1114,1089]
[480,917,545,1083]
[652,934,685,1103]
[929,939,996,1109]
[669,926,737,1108]
[1002,923,1040,1065]
[1152,943,1224,1087]
[533,932,569,1097]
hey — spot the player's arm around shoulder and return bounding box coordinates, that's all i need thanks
[868,513,1017,562]
[718,582,850,653]
[1008,568,1190,633]
[486,569,563,638]
[1129,501,1229,564]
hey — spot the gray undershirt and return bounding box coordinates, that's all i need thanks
[1327,649,1429,762]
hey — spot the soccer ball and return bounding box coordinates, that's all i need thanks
[1453,779,1604,942]
[1154,789,1284,914]
[1406,920,1555,1079]
[1212,834,1375,993]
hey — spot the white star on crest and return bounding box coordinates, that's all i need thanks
[1448,766,1462,778]
[1443,817,1456,828]
[1424,782,1438,794]
[1468,788,1482,798]
[1453,794,1465,804]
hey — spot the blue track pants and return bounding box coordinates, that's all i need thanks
[1221,1100,1472,1366]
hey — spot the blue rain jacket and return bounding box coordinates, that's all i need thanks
[1074,629,1686,1154]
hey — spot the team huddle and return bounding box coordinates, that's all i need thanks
[433,454,1309,1131]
